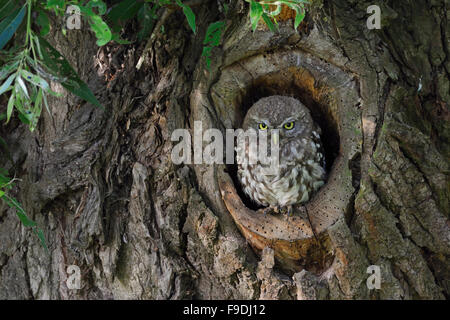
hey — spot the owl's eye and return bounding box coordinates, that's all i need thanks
[283,121,295,130]
[259,123,268,130]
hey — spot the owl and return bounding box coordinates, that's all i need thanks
[236,96,326,214]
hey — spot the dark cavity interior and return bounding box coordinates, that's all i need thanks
[226,69,341,211]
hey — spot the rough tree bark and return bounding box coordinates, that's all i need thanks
[0,0,448,299]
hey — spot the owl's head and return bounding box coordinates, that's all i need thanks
[242,96,314,142]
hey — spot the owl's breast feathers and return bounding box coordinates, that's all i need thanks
[236,132,326,208]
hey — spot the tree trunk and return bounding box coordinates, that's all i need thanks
[0,0,448,300]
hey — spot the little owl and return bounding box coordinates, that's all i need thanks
[236,96,326,214]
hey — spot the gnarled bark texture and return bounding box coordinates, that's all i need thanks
[0,0,448,299]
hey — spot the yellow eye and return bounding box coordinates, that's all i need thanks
[284,122,295,130]
[259,123,268,130]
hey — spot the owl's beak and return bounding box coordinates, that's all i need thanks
[271,131,279,145]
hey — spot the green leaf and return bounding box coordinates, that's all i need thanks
[261,12,276,31]
[202,46,212,70]
[88,15,112,46]
[0,0,18,21]
[0,175,9,186]
[137,3,157,41]
[34,87,43,115]
[13,91,28,122]
[35,228,49,252]
[16,76,30,100]
[0,166,8,175]
[107,0,144,33]
[6,89,14,122]
[42,90,50,115]
[284,2,308,29]
[202,20,225,70]
[182,5,196,34]
[294,6,305,29]
[62,77,103,109]
[0,5,26,50]
[204,21,225,46]
[0,72,15,96]
[78,6,112,45]
[36,9,50,36]
[175,0,196,34]
[86,0,107,15]
[0,192,48,252]
[16,210,36,227]
[223,3,229,14]
[2,195,36,227]
[0,178,7,187]
[21,69,50,91]
[249,0,263,32]
[17,111,30,125]
[0,60,19,81]
[37,36,103,109]
[268,4,282,16]
[18,109,34,127]
[202,46,212,56]
[45,0,65,11]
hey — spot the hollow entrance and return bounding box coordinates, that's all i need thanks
[210,50,362,274]
[229,67,341,212]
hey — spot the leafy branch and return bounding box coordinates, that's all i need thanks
[247,0,308,32]
[0,0,199,251]
[202,20,225,70]
[0,168,48,251]
[0,0,309,250]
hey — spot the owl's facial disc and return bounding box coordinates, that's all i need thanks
[242,95,314,139]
